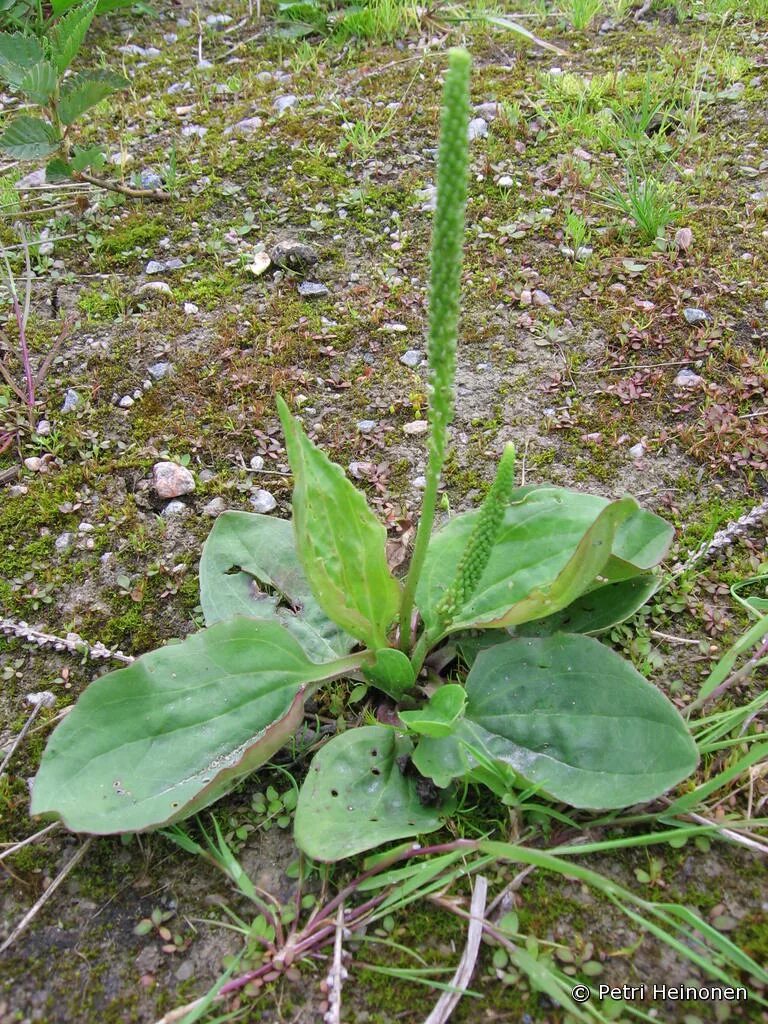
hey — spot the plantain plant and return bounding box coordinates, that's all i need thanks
[0,0,168,200]
[31,49,697,861]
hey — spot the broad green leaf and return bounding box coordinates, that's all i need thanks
[31,618,367,833]
[0,33,43,87]
[0,116,60,159]
[46,157,73,181]
[277,396,400,649]
[49,0,97,73]
[294,726,453,861]
[362,648,415,700]
[199,510,354,662]
[412,721,481,789]
[603,506,673,581]
[455,635,697,809]
[417,488,649,636]
[71,143,105,171]
[516,574,660,636]
[17,60,57,103]
[399,684,466,738]
[58,69,128,125]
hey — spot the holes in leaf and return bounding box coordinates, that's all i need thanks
[371,767,381,776]
[370,749,378,757]
[330,789,339,797]
[223,564,243,576]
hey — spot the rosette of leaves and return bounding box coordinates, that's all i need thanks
[0,0,164,198]
[31,50,697,860]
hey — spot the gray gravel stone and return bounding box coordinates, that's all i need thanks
[403,420,428,435]
[202,496,227,517]
[474,102,501,120]
[468,117,488,141]
[163,500,191,517]
[249,455,265,471]
[35,419,51,436]
[273,95,297,113]
[119,395,135,408]
[628,443,645,459]
[136,281,173,299]
[413,475,427,489]
[148,361,173,380]
[225,116,263,136]
[54,532,75,552]
[62,388,81,413]
[399,349,423,368]
[298,281,329,298]
[145,260,165,274]
[140,170,163,189]
[357,420,377,434]
[683,307,710,325]
[250,488,277,513]
[673,368,704,388]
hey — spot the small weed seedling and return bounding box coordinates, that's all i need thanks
[32,50,699,867]
[0,0,169,200]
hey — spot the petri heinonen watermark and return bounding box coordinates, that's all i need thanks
[570,983,749,1005]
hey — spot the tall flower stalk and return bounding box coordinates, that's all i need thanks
[399,47,471,653]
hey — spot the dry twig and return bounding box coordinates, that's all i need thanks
[422,875,488,1024]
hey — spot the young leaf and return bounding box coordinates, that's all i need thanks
[277,396,400,649]
[294,726,453,861]
[0,116,60,159]
[17,60,57,103]
[31,618,368,833]
[399,684,466,738]
[70,143,105,171]
[58,69,129,125]
[46,157,73,181]
[48,0,98,74]
[363,648,416,701]
[0,32,43,88]
[417,487,670,636]
[199,510,354,662]
[457,635,697,808]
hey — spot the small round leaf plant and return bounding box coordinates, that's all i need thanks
[31,50,697,861]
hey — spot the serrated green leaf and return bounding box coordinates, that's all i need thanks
[58,69,128,125]
[294,726,452,861]
[17,59,57,103]
[277,396,400,649]
[31,618,367,833]
[46,157,73,181]
[0,115,60,159]
[48,0,97,73]
[0,33,43,88]
[199,510,354,662]
[70,143,104,171]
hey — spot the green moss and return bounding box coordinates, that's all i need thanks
[100,217,167,265]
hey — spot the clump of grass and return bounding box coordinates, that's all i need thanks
[567,0,604,30]
[598,167,679,243]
